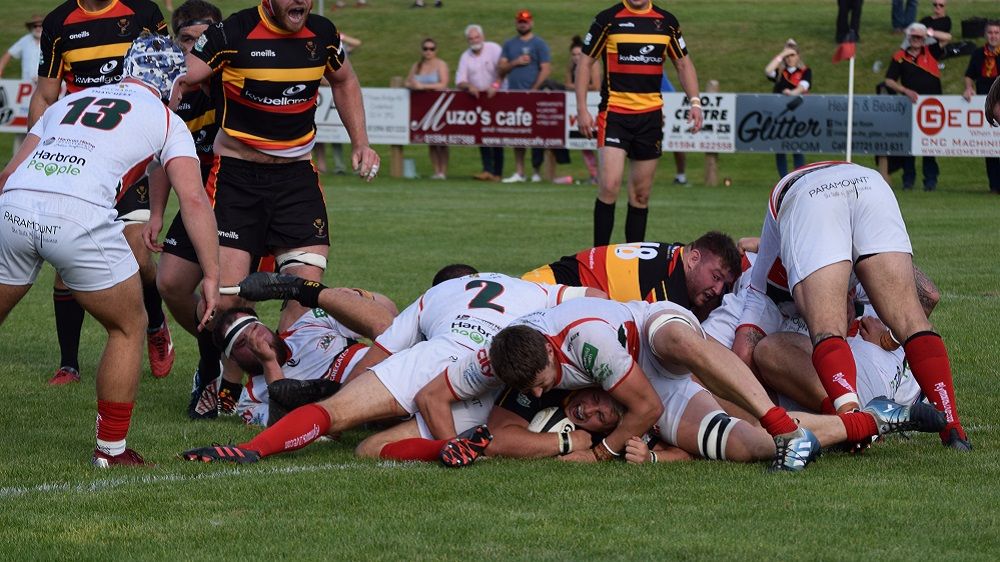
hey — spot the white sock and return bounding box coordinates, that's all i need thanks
[675,173,687,183]
[97,439,126,456]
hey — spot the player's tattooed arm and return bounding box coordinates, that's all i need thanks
[731,325,765,369]
[913,265,940,317]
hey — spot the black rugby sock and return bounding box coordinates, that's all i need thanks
[143,281,166,333]
[54,289,84,370]
[594,199,615,247]
[625,204,648,243]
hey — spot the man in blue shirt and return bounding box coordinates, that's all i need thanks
[499,10,551,183]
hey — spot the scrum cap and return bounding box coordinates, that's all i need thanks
[123,32,187,102]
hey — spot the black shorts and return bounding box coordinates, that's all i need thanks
[548,255,583,286]
[208,156,329,255]
[162,163,213,263]
[597,109,663,161]
[115,174,151,224]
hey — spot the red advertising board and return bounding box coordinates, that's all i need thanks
[409,90,565,147]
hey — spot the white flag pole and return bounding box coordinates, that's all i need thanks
[846,54,855,163]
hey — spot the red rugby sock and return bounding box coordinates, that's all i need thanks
[820,397,837,415]
[904,332,965,441]
[96,400,134,442]
[838,411,879,442]
[380,438,448,462]
[812,337,860,411]
[240,403,330,457]
[760,406,798,437]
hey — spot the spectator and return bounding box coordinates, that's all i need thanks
[963,20,1000,194]
[499,10,551,183]
[0,14,42,154]
[884,23,945,191]
[921,1,975,61]
[836,0,863,43]
[764,39,811,178]
[406,38,450,179]
[455,24,503,181]
[314,32,362,175]
[892,0,918,34]
[567,35,600,184]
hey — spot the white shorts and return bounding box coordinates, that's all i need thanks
[777,166,912,290]
[0,190,137,291]
[647,374,706,446]
[415,387,500,439]
[373,337,469,414]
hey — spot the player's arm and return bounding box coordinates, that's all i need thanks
[28,77,61,128]
[672,54,703,132]
[486,401,590,459]
[413,370,461,439]
[599,364,662,457]
[164,155,219,329]
[141,165,169,252]
[325,58,379,181]
[0,133,40,192]
[913,265,940,317]
[316,287,395,340]
[575,55,598,139]
[179,53,215,92]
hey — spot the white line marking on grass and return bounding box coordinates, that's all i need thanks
[0,462,370,499]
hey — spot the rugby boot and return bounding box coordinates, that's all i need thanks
[48,366,81,386]
[440,425,493,468]
[863,396,947,435]
[92,448,153,468]
[235,272,309,302]
[188,370,221,420]
[768,427,821,473]
[181,444,261,464]
[943,427,973,452]
[147,320,175,378]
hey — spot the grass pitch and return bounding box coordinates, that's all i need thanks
[2,152,999,559]
[1,0,1000,559]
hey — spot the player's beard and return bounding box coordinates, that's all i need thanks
[269,0,312,33]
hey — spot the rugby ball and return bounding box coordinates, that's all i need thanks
[527,406,576,434]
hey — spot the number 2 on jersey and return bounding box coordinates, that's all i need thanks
[60,96,132,131]
[466,280,505,313]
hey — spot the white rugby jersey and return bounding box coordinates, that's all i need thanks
[7,81,196,208]
[447,298,656,401]
[239,307,368,426]
[373,272,578,355]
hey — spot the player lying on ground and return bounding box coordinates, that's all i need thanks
[208,273,396,426]
[180,268,605,464]
[428,298,945,471]
[522,231,740,320]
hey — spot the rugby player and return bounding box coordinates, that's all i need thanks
[522,231,740,319]
[31,0,172,384]
[173,0,381,413]
[0,34,220,466]
[180,270,605,464]
[734,161,971,450]
[576,0,703,246]
[430,298,944,471]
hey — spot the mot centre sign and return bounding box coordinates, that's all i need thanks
[0,80,996,157]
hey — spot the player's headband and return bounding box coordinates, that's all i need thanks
[222,315,261,357]
[174,18,215,34]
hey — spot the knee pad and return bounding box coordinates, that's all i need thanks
[698,410,738,461]
[275,251,327,273]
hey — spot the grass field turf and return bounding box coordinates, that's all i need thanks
[1,0,999,559]
[2,153,999,559]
